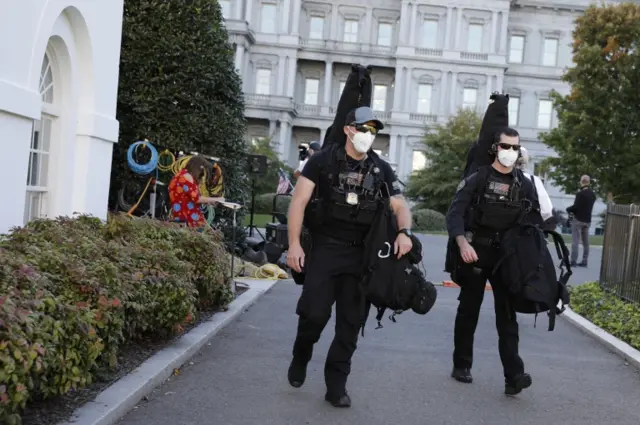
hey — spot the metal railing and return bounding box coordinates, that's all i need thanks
[599,203,640,303]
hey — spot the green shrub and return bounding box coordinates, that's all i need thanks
[252,193,291,215]
[412,209,446,232]
[569,282,640,350]
[0,214,232,423]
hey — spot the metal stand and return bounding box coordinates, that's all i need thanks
[246,177,264,240]
[230,207,237,297]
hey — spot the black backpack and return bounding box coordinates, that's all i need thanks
[493,224,572,331]
[360,201,438,331]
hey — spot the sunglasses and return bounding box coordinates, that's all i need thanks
[350,123,378,135]
[497,142,521,151]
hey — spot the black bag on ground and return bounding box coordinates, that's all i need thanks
[360,201,437,330]
[493,224,571,331]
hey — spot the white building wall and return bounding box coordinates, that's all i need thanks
[0,0,124,234]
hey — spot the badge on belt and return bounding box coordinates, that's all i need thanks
[346,192,359,205]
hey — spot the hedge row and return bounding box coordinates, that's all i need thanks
[569,282,640,350]
[0,215,232,424]
[412,209,446,232]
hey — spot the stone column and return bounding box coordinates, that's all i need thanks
[269,120,277,138]
[439,72,448,115]
[319,128,327,145]
[286,57,297,97]
[400,1,409,44]
[389,133,398,165]
[409,4,417,46]
[444,7,453,49]
[331,6,339,40]
[455,8,463,50]
[490,11,498,54]
[277,55,286,95]
[365,8,373,44]
[234,44,245,74]
[499,11,509,54]
[404,68,413,110]
[291,0,301,35]
[497,73,504,94]
[398,135,407,180]
[278,121,291,159]
[281,0,291,33]
[245,0,253,23]
[323,61,332,105]
[450,72,458,114]
[234,0,242,20]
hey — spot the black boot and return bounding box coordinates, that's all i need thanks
[451,367,473,383]
[505,373,532,395]
[287,357,308,388]
[325,391,351,408]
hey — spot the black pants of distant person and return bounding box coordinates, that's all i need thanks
[453,244,525,380]
[292,236,365,398]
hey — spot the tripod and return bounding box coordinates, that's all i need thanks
[246,177,265,240]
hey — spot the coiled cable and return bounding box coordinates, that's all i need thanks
[127,141,159,175]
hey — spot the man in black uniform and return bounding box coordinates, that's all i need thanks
[446,127,540,395]
[286,106,413,407]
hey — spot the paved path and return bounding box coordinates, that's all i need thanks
[118,282,640,425]
[416,233,601,286]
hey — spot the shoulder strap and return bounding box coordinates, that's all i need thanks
[543,229,573,285]
[473,166,491,200]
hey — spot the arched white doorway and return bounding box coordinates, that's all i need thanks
[24,49,59,223]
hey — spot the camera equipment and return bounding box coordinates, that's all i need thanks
[298,143,309,161]
[246,154,268,239]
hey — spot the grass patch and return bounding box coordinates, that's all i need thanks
[559,233,604,246]
[243,213,272,228]
[569,282,640,350]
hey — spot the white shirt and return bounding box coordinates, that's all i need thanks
[296,158,308,173]
[524,172,553,221]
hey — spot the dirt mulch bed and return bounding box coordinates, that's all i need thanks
[21,284,249,425]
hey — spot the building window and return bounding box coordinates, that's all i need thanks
[462,88,477,110]
[412,151,426,172]
[508,96,520,126]
[417,84,433,114]
[25,53,56,224]
[377,22,392,46]
[422,20,438,48]
[542,37,559,66]
[467,24,483,53]
[509,35,525,64]
[309,16,324,39]
[255,68,271,95]
[219,0,231,18]
[373,85,388,111]
[304,78,320,105]
[344,19,358,43]
[537,99,553,128]
[260,3,277,33]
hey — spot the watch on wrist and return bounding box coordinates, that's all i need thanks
[398,228,413,237]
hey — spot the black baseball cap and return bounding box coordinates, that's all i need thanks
[309,141,321,151]
[345,106,384,130]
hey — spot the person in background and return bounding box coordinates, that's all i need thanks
[168,155,224,228]
[293,141,321,179]
[566,175,597,267]
[516,147,553,222]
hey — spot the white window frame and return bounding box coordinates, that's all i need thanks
[25,52,58,224]
[422,19,438,49]
[417,83,433,114]
[508,96,520,126]
[255,68,272,95]
[542,37,559,67]
[260,3,277,33]
[509,35,525,64]
[304,78,320,105]
[344,19,359,43]
[377,22,393,46]
[372,85,388,111]
[537,99,553,128]
[462,88,477,110]
[467,24,483,53]
[309,16,324,39]
[219,0,231,18]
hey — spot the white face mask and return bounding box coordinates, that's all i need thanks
[497,149,518,168]
[351,131,375,153]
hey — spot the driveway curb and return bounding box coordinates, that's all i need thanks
[59,278,279,425]
[561,307,640,370]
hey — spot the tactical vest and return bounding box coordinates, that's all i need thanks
[305,147,386,229]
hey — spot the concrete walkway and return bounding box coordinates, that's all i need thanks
[118,282,640,425]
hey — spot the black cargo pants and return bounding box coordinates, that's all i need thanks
[292,236,365,397]
[452,242,525,380]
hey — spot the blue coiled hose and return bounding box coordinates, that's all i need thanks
[127,141,159,175]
